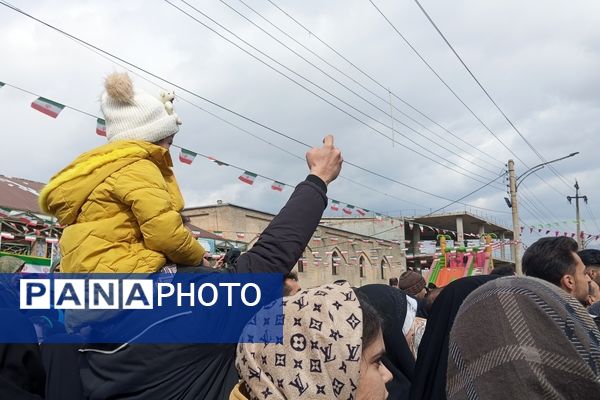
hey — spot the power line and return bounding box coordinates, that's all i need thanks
[412,0,573,190]
[265,0,504,166]
[424,172,507,216]
[165,0,500,185]
[368,0,526,165]
[368,0,571,201]
[225,0,502,174]
[0,0,508,214]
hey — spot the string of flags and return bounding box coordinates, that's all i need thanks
[520,225,600,241]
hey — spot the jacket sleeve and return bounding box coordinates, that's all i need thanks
[113,160,205,266]
[233,175,327,274]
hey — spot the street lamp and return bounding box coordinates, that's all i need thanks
[507,152,579,274]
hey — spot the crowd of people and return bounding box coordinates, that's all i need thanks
[1,73,600,399]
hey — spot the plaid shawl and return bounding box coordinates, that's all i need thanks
[447,276,600,400]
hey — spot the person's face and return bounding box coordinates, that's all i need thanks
[587,266,600,287]
[356,331,392,400]
[567,252,592,304]
[156,134,175,149]
[415,287,427,300]
[587,280,600,306]
[284,279,301,296]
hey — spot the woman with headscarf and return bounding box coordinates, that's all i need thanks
[357,284,422,398]
[409,274,500,400]
[447,276,600,399]
[231,282,393,400]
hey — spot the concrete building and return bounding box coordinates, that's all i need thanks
[183,204,407,288]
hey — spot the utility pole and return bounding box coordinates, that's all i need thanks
[508,160,521,274]
[567,181,588,249]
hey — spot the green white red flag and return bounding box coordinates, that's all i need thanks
[356,208,367,216]
[271,181,284,192]
[0,207,10,218]
[96,118,107,137]
[31,97,65,118]
[330,200,340,211]
[236,232,245,240]
[238,171,257,185]
[25,235,37,242]
[45,237,59,244]
[179,148,196,165]
[343,204,354,215]
[0,232,14,239]
[213,231,224,238]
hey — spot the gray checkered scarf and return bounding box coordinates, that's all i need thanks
[447,276,600,400]
[236,282,363,399]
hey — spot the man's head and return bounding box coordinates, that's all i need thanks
[578,249,600,286]
[398,271,427,300]
[389,277,399,288]
[522,237,590,304]
[283,271,301,296]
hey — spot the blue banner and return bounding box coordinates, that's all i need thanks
[0,273,283,344]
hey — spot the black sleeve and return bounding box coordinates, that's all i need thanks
[232,175,327,274]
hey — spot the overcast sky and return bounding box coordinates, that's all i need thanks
[1,0,599,243]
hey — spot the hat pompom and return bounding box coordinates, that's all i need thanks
[105,72,134,104]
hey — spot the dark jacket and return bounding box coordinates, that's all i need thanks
[79,175,327,400]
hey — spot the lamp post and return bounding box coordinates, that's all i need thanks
[506,152,579,274]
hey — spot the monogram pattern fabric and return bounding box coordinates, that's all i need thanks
[236,282,363,399]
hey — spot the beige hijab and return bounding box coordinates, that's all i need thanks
[236,282,363,399]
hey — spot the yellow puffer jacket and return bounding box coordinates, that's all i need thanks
[39,140,204,273]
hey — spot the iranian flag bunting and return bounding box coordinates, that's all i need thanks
[31,97,65,118]
[45,237,59,244]
[271,181,284,192]
[208,156,229,166]
[375,213,383,221]
[0,207,10,218]
[343,204,354,215]
[356,208,367,216]
[25,235,36,242]
[96,118,107,137]
[213,231,224,238]
[179,148,196,165]
[238,171,257,185]
[236,232,245,240]
[0,232,14,239]
[330,200,340,211]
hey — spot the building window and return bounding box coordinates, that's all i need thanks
[380,260,386,280]
[359,256,365,278]
[332,251,339,275]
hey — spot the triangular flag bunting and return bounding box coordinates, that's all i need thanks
[375,213,383,221]
[271,181,284,192]
[24,235,36,242]
[179,148,196,165]
[356,208,367,216]
[330,200,340,211]
[0,232,14,239]
[96,118,107,137]
[343,204,354,215]
[31,97,65,118]
[45,237,59,243]
[236,232,245,240]
[208,156,229,166]
[0,207,11,218]
[213,231,224,238]
[238,171,258,185]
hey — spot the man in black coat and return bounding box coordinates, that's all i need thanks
[76,135,343,400]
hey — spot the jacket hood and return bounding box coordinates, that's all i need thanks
[39,141,172,225]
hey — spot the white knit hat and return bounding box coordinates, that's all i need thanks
[101,72,181,143]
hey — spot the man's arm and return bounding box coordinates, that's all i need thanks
[233,135,342,274]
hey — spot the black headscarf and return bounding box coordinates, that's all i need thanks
[356,284,415,399]
[409,274,500,400]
